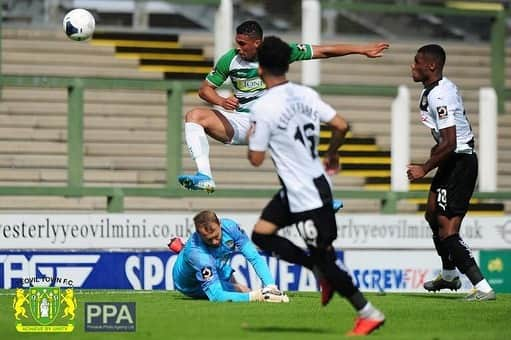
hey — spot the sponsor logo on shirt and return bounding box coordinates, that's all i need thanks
[235,78,265,91]
[437,106,448,120]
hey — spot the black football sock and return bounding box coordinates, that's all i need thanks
[441,234,479,283]
[347,291,368,311]
[252,232,314,269]
[310,248,362,307]
[464,265,485,286]
[433,235,456,270]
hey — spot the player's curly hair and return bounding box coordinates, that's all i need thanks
[418,44,446,69]
[257,36,291,76]
[236,20,263,39]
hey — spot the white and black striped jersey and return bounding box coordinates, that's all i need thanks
[418,77,474,153]
[249,82,336,213]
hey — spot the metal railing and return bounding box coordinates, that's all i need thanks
[0,75,510,213]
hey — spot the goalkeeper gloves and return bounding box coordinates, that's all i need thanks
[262,285,290,303]
[249,285,289,303]
[249,289,264,302]
[168,237,184,253]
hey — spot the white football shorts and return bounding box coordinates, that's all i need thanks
[216,109,251,145]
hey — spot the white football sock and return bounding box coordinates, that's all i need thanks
[442,269,458,281]
[475,279,492,293]
[358,302,384,321]
[185,122,212,178]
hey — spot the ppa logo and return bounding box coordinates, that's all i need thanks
[13,287,76,333]
[85,302,136,332]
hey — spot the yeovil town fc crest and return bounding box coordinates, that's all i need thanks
[13,287,76,332]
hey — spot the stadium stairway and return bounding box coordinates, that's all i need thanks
[0,28,510,214]
[91,31,213,80]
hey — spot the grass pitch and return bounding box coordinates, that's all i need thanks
[1,290,510,339]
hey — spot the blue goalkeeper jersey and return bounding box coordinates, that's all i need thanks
[172,218,274,302]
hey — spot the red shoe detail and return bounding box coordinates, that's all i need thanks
[347,317,385,336]
[168,237,184,253]
[319,278,335,306]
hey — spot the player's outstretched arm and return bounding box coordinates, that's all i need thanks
[204,283,288,303]
[204,280,255,302]
[312,42,389,59]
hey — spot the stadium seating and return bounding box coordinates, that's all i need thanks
[0,28,510,213]
[91,31,213,80]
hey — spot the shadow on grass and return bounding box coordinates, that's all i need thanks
[243,326,333,334]
[405,293,463,301]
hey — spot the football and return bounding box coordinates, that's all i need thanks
[63,8,95,41]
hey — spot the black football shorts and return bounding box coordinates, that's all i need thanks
[430,152,478,217]
[260,190,337,249]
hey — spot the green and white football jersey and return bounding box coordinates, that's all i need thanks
[205,43,313,113]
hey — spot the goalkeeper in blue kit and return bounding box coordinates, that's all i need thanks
[170,210,288,302]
